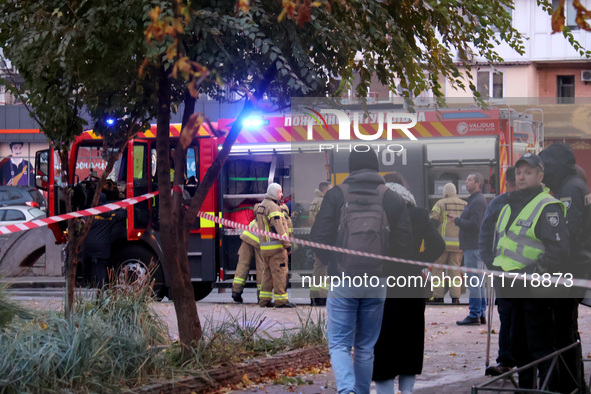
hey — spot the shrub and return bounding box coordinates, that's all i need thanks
[0,275,171,392]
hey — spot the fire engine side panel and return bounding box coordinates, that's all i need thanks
[190,136,218,282]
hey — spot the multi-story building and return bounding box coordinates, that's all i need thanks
[440,0,591,101]
[440,0,591,178]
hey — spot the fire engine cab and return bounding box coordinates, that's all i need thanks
[35,106,542,300]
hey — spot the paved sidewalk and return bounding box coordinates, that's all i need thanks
[9,283,591,393]
[220,295,591,394]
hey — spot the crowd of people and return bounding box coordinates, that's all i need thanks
[229,143,590,393]
[307,145,589,394]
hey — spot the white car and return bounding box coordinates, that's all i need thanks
[0,205,46,226]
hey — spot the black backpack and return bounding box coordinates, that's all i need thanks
[336,184,390,276]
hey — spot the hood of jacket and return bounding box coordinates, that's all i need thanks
[343,169,385,189]
[539,143,576,191]
[385,182,417,206]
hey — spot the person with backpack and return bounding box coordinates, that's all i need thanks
[310,149,413,394]
[372,172,445,394]
[540,143,591,392]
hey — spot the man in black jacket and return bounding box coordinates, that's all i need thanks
[449,173,488,326]
[540,143,591,392]
[82,193,126,287]
[310,149,413,394]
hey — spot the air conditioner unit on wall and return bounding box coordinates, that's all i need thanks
[581,70,591,82]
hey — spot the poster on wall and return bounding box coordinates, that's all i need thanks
[0,142,35,187]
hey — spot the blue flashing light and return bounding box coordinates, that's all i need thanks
[106,118,115,126]
[243,117,263,128]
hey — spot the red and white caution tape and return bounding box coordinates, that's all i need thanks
[0,191,159,235]
[197,211,591,290]
[3,194,589,290]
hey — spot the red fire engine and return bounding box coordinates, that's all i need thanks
[34,106,542,300]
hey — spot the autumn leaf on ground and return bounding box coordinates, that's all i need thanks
[241,374,252,386]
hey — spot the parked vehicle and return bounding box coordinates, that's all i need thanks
[0,186,47,210]
[35,105,543,300]
[0,205,46,226]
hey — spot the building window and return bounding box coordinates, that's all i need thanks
[557,75,575,104]
[477,70,503,99]
[553,0,579,30]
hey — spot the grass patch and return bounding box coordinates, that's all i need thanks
[0,282,33,329]
[178,307,327,371]
[0,276,171,392]
[1,277,328,392]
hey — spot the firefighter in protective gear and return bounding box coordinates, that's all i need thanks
[429,182,466,304]
[493,153,569,391]
[280,203,293,235]
[257,183,296,308]
[231,210,264,303]
[309,182,332,306]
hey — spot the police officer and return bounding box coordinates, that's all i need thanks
[540,142,591,392]
[231,212,264,303]
[257,183,295,308]
[309,181,332,306]
[493,153,570,390]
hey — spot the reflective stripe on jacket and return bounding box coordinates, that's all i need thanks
[240,218,260,248]
[493,189,565,271]
[429,195,466,251]
[256,197,291,252]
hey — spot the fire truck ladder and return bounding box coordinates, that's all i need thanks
[472,341,585,393]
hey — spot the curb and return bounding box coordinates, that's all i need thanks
[0,277,65,288]
[133,345,329,394]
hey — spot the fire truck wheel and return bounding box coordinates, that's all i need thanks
[192,282,213,301]
[113,245,166,300]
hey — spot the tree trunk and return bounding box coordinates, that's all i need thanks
[156,62,277,354]
[62,140,129,318]
[156,65,202,354]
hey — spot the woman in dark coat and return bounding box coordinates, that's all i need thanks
[373,172,445,394]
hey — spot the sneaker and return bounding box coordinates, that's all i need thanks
[426,297,444,304]
[451,298,460,305]
[231,292,243,304]
[456,316,481,326]
[485,363,513,376]
[480,316,486,325]
[276,301,297,308]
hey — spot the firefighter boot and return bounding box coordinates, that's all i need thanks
[231,292,243,304]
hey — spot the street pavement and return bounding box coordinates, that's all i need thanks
[8,284,591,393]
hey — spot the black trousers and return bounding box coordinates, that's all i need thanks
[496,298,515,366]
[90,256,109,288]
[510,298,554,390]
[550,298,584,393]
